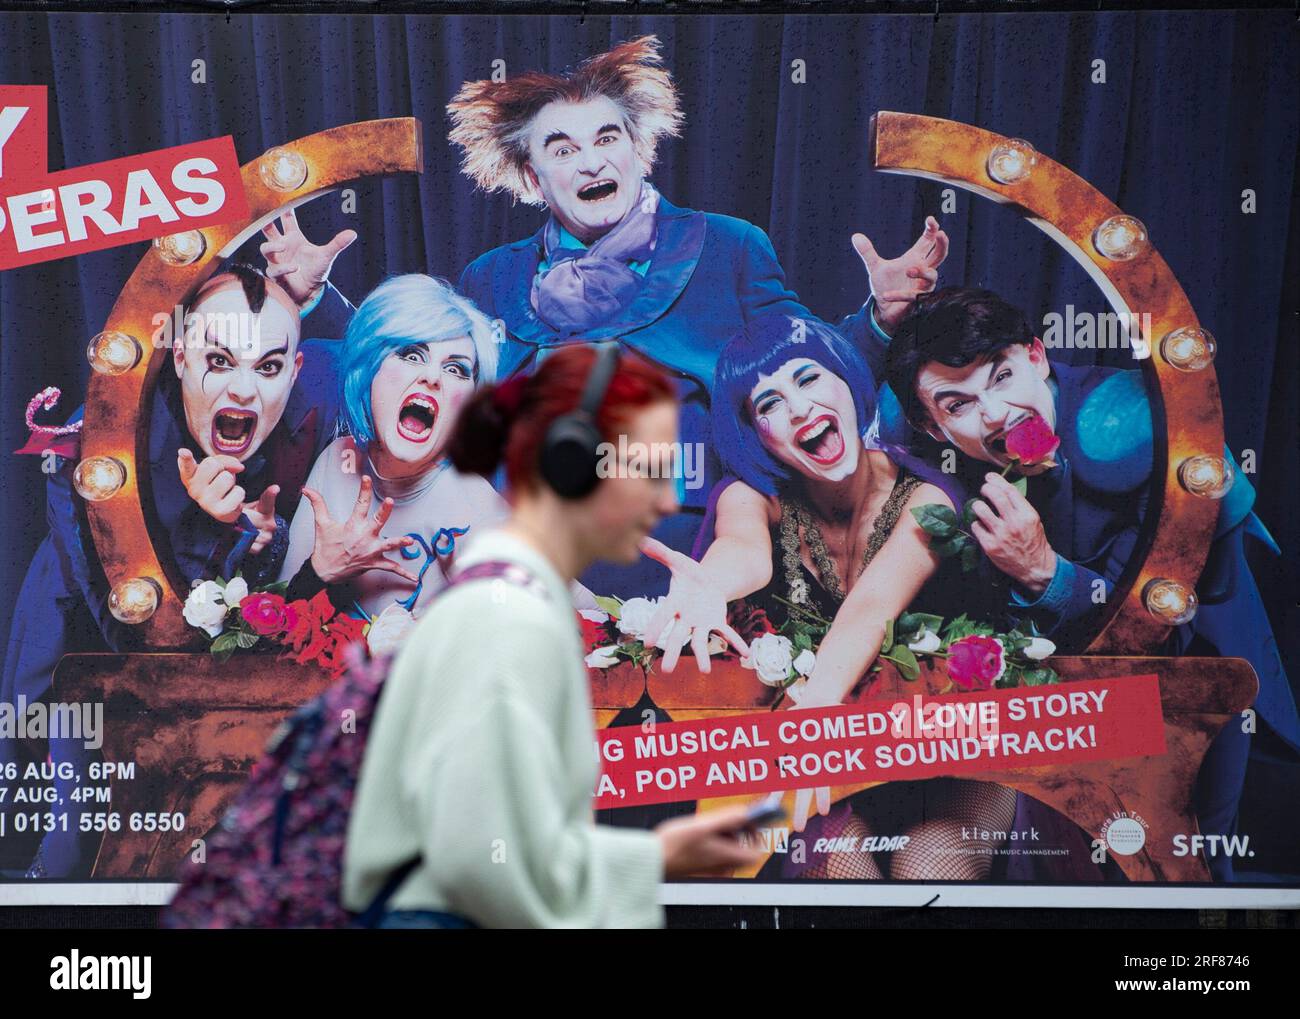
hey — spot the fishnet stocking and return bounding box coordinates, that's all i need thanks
[794,779,1018,881]
[796,805,884,880]
[890,779,1018,880]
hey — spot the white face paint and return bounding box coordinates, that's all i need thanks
[524,96,646,244]
[172,279,302,461]
[749,358,860,484]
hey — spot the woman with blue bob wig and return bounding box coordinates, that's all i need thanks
[279,274,509,650]
[639,312,1018,880]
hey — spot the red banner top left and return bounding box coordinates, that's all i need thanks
[0,85,250,270]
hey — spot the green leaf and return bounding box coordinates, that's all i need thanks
[911,504,958,539]
[897,612,944,638]
[210,631,240,655]
[890,646,920,681]
[262,580,289,596]
[882,617,895,652]
[959,541,980,572]
[941,613,970,638]
[930,534,967,559]
[793,630,813,652]
[235,631,260,650]
[1012,476,1028,497]
[942,613,996,642]
[594,596,623,619]
[962,497,980,527]
[1020,667,1054,687]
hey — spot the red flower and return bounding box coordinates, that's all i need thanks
[719,600,777,660]
[946,635,1006,691]
[239,592,297,636]
[317,617,369,678]
[284,590,336,652]
[576,611,616,651]
[1003,414,1061,467]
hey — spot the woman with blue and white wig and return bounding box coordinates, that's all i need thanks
[641,312,1016,880]
[279,274,507,650]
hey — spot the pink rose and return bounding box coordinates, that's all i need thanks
[946,635,1006,691]
[240,592,297,637]
[1004,414,1061,467]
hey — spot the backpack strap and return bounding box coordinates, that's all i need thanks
[355,557,549,926]
[355,857,423,929]
[445,559,551,602]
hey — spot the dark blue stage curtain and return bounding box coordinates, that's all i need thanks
[0,10,1294,667]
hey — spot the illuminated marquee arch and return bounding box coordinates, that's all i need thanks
[869,111,1225,654]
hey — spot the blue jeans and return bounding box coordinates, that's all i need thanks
[375,910,478,929]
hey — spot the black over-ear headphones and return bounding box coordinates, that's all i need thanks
[539,343,621,499]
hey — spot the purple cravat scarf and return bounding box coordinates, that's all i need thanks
[530,182,659,334]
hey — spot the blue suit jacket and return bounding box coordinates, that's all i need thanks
[1,339,343,708]
[456,194,887,512]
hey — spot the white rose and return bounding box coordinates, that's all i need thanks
[366,603,417,657]
[222,577,249,606]
[578,608,609,624]
[743,633,795,686]
[616,598,658,640]
[184,580,228,638]
[793,649,817,677]
[907,629,942,654]
[1023,637,1057,661]
[584,645,622,669]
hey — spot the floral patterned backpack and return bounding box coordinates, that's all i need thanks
[162,560,546,929]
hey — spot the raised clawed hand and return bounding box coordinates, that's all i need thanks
[853,215,950,333]
[302,476,419,585]
[177,449,279,554]
[259,208,357,309]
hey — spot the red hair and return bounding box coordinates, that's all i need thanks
[448,345,677,493]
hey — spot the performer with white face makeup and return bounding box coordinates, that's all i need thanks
[2,262,346,879]
[171,270,304,556]
[641,313,1017,880]
[278,275,509,646]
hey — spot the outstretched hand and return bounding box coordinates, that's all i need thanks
[303,476,419,584]
[852,215,949,334]
[259,208,356,309]
[640,536,750,674]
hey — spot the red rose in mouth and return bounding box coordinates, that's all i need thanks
[945,635,1006,691]
[1003,414,1061,467]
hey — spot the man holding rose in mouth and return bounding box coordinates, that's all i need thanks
[884,286,1300,881]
